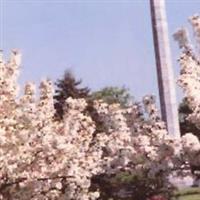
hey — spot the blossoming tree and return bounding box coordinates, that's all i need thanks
[174,14,200,169]
[1,14,200,199]
[0,50,183,200]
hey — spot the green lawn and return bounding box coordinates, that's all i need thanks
[178,194,200,200]
[174,187,200,200]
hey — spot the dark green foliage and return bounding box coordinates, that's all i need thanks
[179,98,200,138]
[54,71,133,121]
[54,70,90,120]
[90,86,133,107]
[90,171,175,200]
[85,99,109,134]
[179,98,200,185]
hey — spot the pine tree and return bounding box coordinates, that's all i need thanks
[54,70,90,120]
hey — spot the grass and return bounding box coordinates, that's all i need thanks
[178,194,200,200]
[173,187,200,200]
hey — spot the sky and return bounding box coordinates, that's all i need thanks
[1,0,200,102]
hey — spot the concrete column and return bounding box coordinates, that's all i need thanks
[150,0,180,137]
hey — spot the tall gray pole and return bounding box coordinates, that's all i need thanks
[150,0,180,137]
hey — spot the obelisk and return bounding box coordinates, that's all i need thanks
[150,0,180,137]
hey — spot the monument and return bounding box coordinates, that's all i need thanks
[150,0,180,137]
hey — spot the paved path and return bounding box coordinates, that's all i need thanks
[170,174,194,188]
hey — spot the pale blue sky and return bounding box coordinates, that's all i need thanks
[1,0,200,101]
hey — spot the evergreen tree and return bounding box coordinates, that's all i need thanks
[54,70,90,120]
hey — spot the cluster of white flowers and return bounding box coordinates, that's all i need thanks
[189,14,200,54]
[5,19,200,197]
[174,14,200,167]
[175,15,200,124]
[0,50,185,199]
[0,51,103,200]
